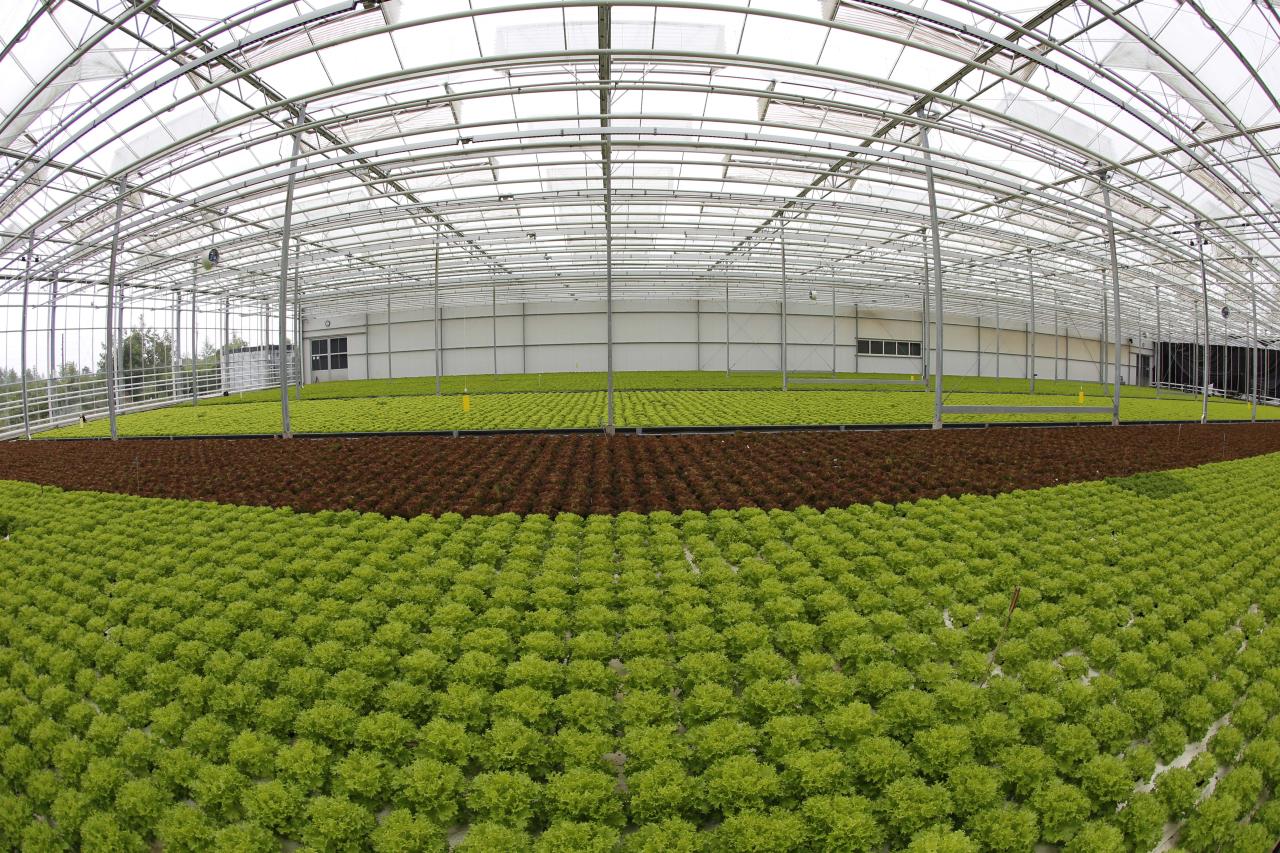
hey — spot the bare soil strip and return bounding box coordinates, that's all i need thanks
[1,423,1277,517]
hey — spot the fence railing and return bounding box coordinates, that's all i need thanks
[0,360,298,439]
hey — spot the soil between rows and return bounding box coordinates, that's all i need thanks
[1,422,1278,517]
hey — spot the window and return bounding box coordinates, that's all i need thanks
[855,339,922,358]
[329,337,348,370]
[310,337,348,371]
[310,338,328,371]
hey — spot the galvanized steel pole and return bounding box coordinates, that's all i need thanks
[922,231,930,383]
[19,235,32,439]
[47,271,57,419]
[1196,226,1210,423]
[919,121,945,428]
[724,279,730,378]
[1154,286,1162,398]
[1250,266,1258,422]
[104,180,127,440]
[276,108,304,438]
[434,242,441,396]
[1027,247,1036,394]
[780,223,788,391]
[190,268,198,406]
[1100,176,1122,425]
[293,244,302,399]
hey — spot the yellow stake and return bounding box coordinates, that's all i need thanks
[462,394,471,413]
[1078,388,1085,404]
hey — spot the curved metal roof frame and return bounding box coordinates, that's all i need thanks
[2,0,1280,346]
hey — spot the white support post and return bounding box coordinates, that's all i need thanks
[853,303,859,373]
[190,266,198,406]
[491,281,497,376]
[1251,267,1258,422]
[725,280,730,377]
[1027,248,1036,394]
[294,243,303,399]
[830,283,837,376]
[222,296,230,392]
[780,223,788,391]
[1100,175,1122,425]
[47,271,57,419]
[995,284,1001,380]
[696,297,702,372]
[1196,226,1210,423]
[19,235,33,439]
[1154,286,1161,398]
[434,242,441,395]
[276,108,304,438]
[921,231,930,383]
[387,284,393,382]
[1053,292,1059,381]
[1100,278,1107,387]
[104,180,127,440]
[919,120,945,427]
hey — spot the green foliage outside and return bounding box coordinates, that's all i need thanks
[2,453,1280,848]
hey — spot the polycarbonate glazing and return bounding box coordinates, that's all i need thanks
[0,0,1279,346]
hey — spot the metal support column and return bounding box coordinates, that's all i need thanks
[780,223,788,391]
[276,108,304,437]
[1196,226,1210,423]
[995,287,1001,380]
[190,268,198,405]
[695,298,701,371]
[104,181,127,440]
[1027,248,1036,393]
[725,281,730,377]
[1251,267,1258,422]
[434,242,441,395]
[600,2,615,433]
[1154,287,1161,397]
[920,120,945,427]
[47,271,57,418]
[922,231,930,383]
[386,286,393,381]
[1100,176,1122,425]
[831,283,837,376]
[853,303,860,373]
[1100,280,1107,387]
[293,243,302,399]
[491,282,497,376]
[222,296,230,392]
[1053,293,1059,381]
[19,236,32,438]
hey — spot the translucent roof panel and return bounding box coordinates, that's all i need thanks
[0,0,1278,339]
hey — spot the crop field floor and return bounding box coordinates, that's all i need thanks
[1,422,1280,518]
[2,453,1280,851]
[36,372,1256,439]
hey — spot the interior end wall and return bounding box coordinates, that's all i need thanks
[304,299,1139,386]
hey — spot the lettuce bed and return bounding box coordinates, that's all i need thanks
[200,371,1197,404]
[38,388,1272,438]
[3,455,1280,850]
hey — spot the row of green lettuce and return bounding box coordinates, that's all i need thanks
[2,453,1280,850]
[206,371,1196,405]
[39,387,1270,438]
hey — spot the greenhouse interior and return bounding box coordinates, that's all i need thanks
[4,0,1280,850]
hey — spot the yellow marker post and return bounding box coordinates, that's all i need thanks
[1078,388,1085,404]
[462,395,471,413]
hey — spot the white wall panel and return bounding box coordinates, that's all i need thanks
[302,300,1145,386]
